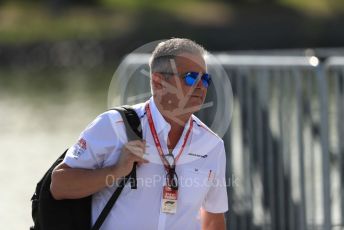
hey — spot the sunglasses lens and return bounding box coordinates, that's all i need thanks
[202,74,211,88]
[184,74,196,86]
[184,72,211,88]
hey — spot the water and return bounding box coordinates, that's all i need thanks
[0,70,109,229]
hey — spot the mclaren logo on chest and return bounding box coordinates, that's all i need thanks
[188,153,208,158]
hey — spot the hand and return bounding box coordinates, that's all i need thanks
[114,140,149,177]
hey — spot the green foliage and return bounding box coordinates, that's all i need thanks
[0,0,343,44]
[278,0,344,15]
[0,3,133,43]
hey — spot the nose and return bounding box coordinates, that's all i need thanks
[195,75,204,89]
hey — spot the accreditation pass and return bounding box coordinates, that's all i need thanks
[161,186,178,214]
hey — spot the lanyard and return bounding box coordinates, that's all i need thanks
[145,102,193,171]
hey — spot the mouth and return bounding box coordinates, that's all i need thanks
[189,94,203,100]
[190,94,201,97]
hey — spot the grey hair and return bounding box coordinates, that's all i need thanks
[149,38,206,75]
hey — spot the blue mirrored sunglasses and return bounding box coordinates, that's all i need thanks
[183,72,212,88]
[158,71,212,88]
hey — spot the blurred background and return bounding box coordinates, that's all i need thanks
[1,0,344,229]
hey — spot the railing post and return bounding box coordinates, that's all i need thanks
[316,63,332,230]
[294,68,307,230]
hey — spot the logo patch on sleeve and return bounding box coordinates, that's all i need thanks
[72,138,87,158]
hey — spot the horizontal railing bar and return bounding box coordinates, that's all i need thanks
[123,53,322,67]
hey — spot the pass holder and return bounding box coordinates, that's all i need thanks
[161,186,178,214]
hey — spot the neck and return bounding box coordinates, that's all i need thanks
[153,97,191,130]
[153,97,191,149]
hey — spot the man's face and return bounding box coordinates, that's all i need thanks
[154,53,208,118]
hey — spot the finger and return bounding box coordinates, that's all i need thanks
[126,146,144,157]
[133,155,149,164]
[128,140,146,148]
[138,140,146,149]
[136,151,150,162]
[125,144,144,151]
[128,139,144,144]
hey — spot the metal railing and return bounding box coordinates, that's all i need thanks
[115,53,344,230]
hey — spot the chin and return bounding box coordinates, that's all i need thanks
[187,98,204,113]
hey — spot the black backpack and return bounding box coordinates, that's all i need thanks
[30,106,142,230]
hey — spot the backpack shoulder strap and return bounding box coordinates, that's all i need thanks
[91,105,142,230]
[113,105,142,189]
[113,105,142,141]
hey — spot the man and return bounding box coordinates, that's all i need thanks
[50,38,228,230]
